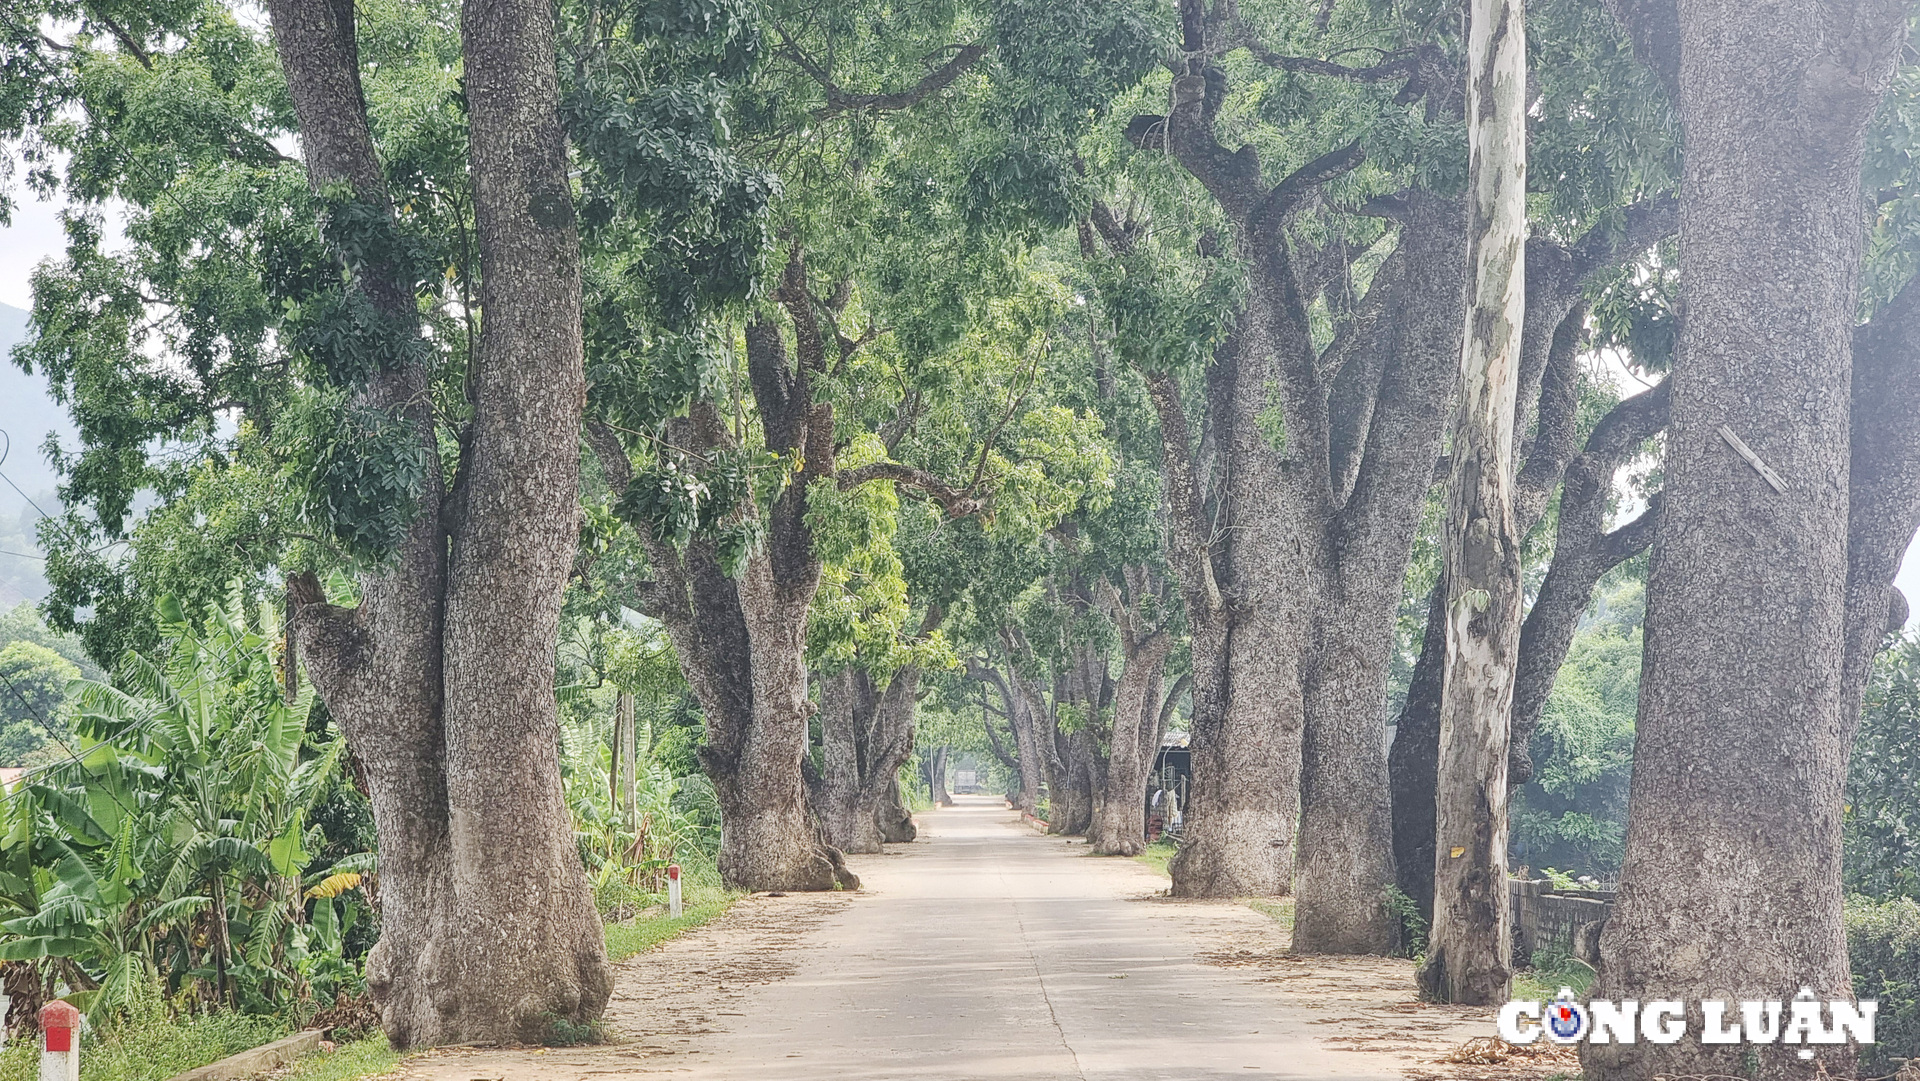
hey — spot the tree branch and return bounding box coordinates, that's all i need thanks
[90,10,153,68]
[837,462,986,518]
[1242,42,1422,83]
[1254,139,1365,231]
[284,570,372,697]
[792,42,988,119]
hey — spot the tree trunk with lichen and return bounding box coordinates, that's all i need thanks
[1588,3,1908,1078]
[272,0,609,1046]
[814,660,926,853]
[1088,571,1175,856]
[591,310,859,893]
[928,745,953,806]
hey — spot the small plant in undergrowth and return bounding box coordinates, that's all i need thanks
[1382,885,1428,960]
[1511,944,1596,1002]
[540,1014,608,1047]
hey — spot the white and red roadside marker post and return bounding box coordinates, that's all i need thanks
[40,1000,79,1081]
[667,864,682,918]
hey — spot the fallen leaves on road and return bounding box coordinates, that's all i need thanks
[1442,1036,1578,1067]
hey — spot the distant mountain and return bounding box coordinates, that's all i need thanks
[0,303,76,509]
[0,301,75,602]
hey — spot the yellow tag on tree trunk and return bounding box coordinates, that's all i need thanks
[1450,846,1466,858]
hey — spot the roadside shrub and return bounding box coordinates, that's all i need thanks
[1845,893,1920,1071]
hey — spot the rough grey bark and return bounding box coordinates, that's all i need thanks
[1095,2,1474,940]
[268,0,453,1046]
[877,773,916,842]
[1139,362,1302,898]
[600,248,984,889]
[591,334,858,893]
[1845,281,1920,714]
[813,643,931,854]
[815,667,882,853]
[612,690,637,828]
[441,0,610,1039]
[1589,3,1908,1078]
[271,0,608,1046]
[969,660,1043,813]
[1056,730,1098,837]
[1088,570,1174,856]
[1421,0,1524,1006]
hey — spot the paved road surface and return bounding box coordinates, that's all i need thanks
[401,795,1494,1081]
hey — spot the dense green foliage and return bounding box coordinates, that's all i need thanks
[1845,894,1920,1070]
[1510,575,1645,878]
[1846,638,1920,902]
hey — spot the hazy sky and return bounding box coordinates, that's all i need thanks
[1,185,1917,625]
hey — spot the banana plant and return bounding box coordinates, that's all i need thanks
[0,830,208,1020]
[64,587,333,1008]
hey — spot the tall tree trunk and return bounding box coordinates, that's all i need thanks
[1590,3,1906,1077]
[595,296,860,892]
[1846,284,1920,718]
[612,690,636,830]
[1053,728,1097,836]
[1089,630,1171,855]
[813,660,922,852]
[928,745,952,807]
[816,668,882,854]
[272,0,608,1046]
[1391,244,1672,922]
[713,535,853,889]
[1388,587,1446,920]
[1144,365,1301,898]
[441,0,611,1039]
[865,640,932,844]
[1007,688,1044,816]
[1291,191,1467,952]
[876,773,916,843]
[1420,0,1524,1006]
[972,662,1042,813]
[1294,590,1405,952]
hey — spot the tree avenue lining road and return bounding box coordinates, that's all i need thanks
[400,796,1496,1081]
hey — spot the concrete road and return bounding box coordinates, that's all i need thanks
[653,796,1488,1081]
[399,795,1493,1081]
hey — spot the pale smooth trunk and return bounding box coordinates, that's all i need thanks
[1420,0,1524,1006]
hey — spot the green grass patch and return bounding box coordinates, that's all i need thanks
[1247,897,1295,931]
[274,1035,402,1081]
[0,1008,285,1081]
[1512,948,1597,1002]
[1133,840,1178,878]
[603,892,739,962]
